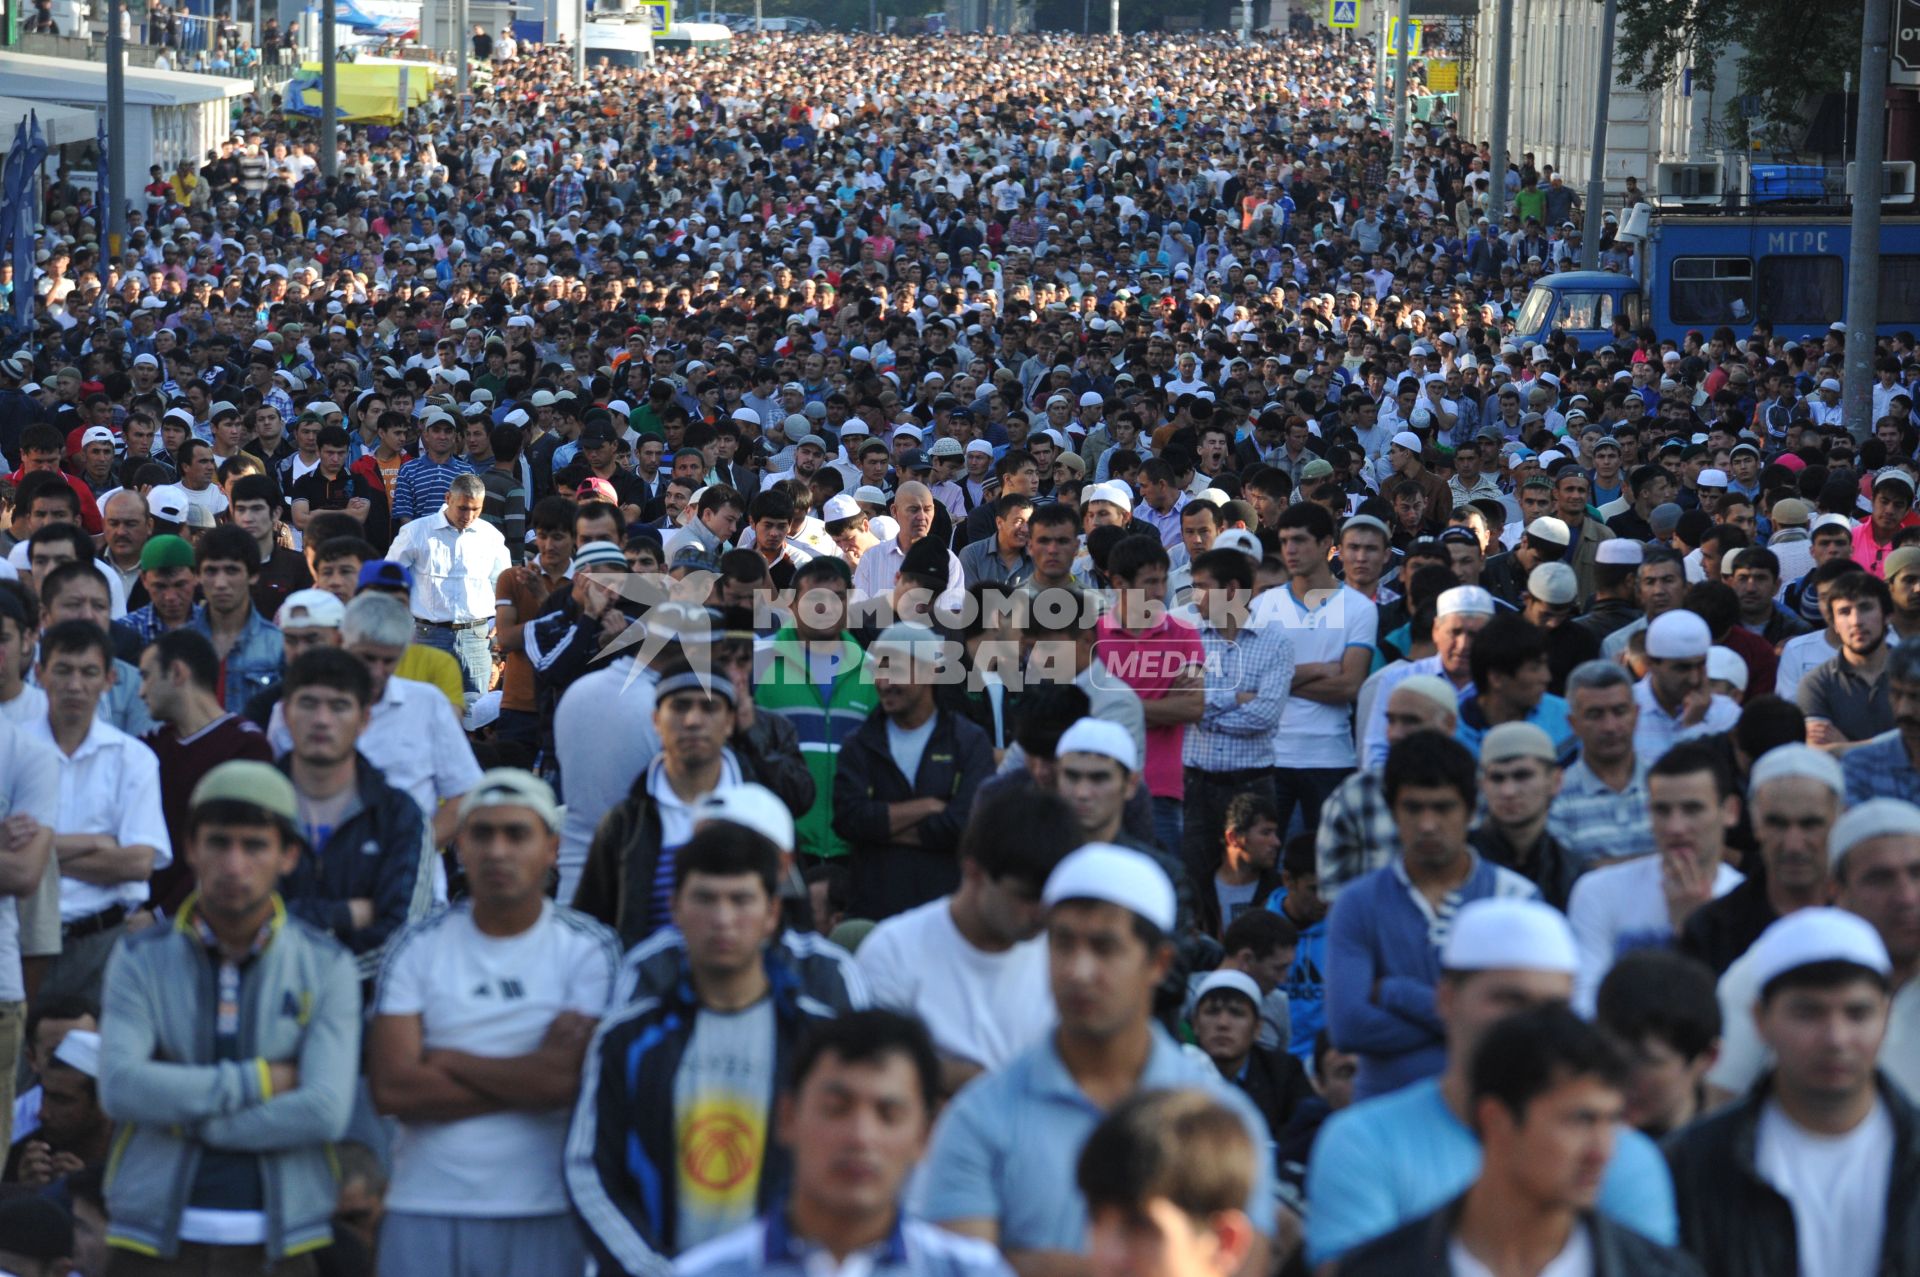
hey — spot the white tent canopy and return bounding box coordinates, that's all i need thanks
[0,97,98,152]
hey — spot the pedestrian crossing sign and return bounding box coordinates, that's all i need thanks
[643,0,672,35]
[1329,0,1358,26]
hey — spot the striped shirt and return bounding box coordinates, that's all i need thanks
[391,455,479,523]
[1844,729,1920,806]
[1182,619,1295,773]
[1549,755,1654,865]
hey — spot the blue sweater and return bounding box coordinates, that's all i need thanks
[1324,856,1539,1101]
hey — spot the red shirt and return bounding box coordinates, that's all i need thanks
[7,467,102,535]
[1094,611,1204,799]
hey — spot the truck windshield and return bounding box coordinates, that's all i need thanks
[1515,287,1553,335]
[1555,292,1614,331]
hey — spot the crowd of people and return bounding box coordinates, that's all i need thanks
[0,18,1918,1277]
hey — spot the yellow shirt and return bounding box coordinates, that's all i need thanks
[399,644,466,714]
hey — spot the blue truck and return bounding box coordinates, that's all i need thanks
[1513,210,1920,350]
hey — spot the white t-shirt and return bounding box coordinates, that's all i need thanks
[1756,1097,1892,1277]
[1450,1223,1593,1277]
[1255,582,1378,769]
[855,896,1054,1071]
[1566,854,1744,1015]
[376,900,619,1216]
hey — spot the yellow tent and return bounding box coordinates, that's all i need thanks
[284,61,433,125]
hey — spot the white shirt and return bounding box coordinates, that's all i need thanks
[1255,583,1378,769]
[178,480,229,520]
[0,721,60,1001]
[1709,948,1920,1102]
[1630,678,1741,765]
[1566,853,1744,1015]
[387,510,512,625]
[1756,1097,1892,1277]
[377,900,619,1216]
[553,659,660,907]
[270,675,480,834]
[849,534,966,613]
[26,715,173,922]
[855,897,1054,1072]
[1776,630,1840,701]
[2,548,130,619]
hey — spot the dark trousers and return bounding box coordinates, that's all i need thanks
[1273,767,1354,839]
[1181,766,1277,897]
[109,1244,320,1277]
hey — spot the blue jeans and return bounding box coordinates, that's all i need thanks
[1151,796,1185,860]
[414,621,491,697]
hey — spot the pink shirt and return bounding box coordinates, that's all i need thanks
[1094,612,1204,799]
[1853,520,1897,578]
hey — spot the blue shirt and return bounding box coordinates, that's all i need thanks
[1454,691,1573,760]
[1304,1076,1677,1265]
[1266,887,1327,1061]
[1324,857,1539,1102]
[391,455,479,522]
[674,1211,1013,1277]
[913,1027,1276,1252]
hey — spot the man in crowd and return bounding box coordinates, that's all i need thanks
[385,473,511,695]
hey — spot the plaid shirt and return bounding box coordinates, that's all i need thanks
[116,604,173,645]
[1315,768,1399,903]
[1182,619,1294,773]
[1548,755,1654,866]
[1845,730,1920,806]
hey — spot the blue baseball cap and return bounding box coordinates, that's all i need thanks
[356,560,413,593]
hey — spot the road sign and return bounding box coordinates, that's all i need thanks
[1386,15,1422,55]
[1426,57,1458,91]
[1328,0,1359,27]
[643,0,673,35]
[1897,0,1920,86]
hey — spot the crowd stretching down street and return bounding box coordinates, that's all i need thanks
[0,18,1918,1277]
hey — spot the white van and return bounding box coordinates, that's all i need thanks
[581,18,654,68]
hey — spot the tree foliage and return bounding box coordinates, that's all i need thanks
[1614,0,1858,128]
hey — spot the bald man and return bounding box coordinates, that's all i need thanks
[850,480,966,613]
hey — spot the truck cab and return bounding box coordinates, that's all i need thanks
[1511,270,1645,352]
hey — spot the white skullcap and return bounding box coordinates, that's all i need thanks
[1748,908,1891,996]
[53,1028,100,1078]
[1392,674,1461,720]
[1707,645,1748,692]
[1043,843,1177,933]
[822,494,861,522]
[1086,481,1133,513]
[1829,798,1920,869]
[1481,721,1558,764]
[1526,516,1571,547]
[1697,468,1729,489]
[698,783,795,855]
[1441,898,1578,974]
[1596,539,1644,566]
[1528,562,1578,605]
[1057,718,1139,773]
[1436,586,1497,618]
[1391,430,1424,452]
[1646,610,1713,660]
[1193,970,1262,1008]
[1748,742,1844,800]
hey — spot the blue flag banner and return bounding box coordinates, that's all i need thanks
[13,112,48,337]
[0,117,27,337]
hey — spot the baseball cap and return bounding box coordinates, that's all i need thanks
[458,768,562,832]
[356,560,414,593]
[275,589,345,630]
[698,783,795,854]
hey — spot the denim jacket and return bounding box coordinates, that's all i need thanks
[189,606,285,714]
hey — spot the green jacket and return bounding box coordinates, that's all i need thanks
[755,627,878,860]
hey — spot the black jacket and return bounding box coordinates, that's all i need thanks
[572,720,817,948]
[1224,1045,1314,1147]
[1337,1195,1703,1277]
[1677,872,1778,975]
[274,753,429,977]
[1470,824,1583,912]
[1666,1073,1920,1277]
[831,705,994,920]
